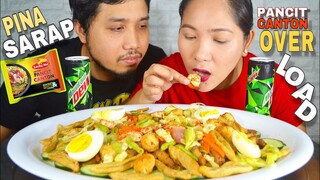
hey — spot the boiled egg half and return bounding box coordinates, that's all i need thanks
[232,130,261,158]
[194,108,220,122]
[65,130,104,162]
[91,108,125,121]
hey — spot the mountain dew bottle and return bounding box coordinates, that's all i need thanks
[246,57,275,116]
[64,56,92,112]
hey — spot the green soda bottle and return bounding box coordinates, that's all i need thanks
[246,57,275,116]
[64,56,93,112]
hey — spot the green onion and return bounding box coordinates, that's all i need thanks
[126,137,144,154]
[130,111,139,116]
[161,141,176,151]
[95,123,109,133]
[176,144,198,161]
[136,117,149,127]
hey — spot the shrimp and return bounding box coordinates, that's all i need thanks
[141,133,159,152]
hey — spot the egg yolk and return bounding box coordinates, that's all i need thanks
[66,133,92,153]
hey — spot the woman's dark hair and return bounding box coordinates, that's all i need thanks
[69,0,151,33]
[179,0,253,37]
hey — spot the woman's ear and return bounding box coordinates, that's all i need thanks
[74,20,87,44]
[243,29,255,57]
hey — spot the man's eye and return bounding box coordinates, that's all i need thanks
[139,24,148,29]
[111,27,124,32]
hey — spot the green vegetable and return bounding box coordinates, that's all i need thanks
[183,110,192,117]
[41,153,50,161]
[80,165,109,178]
[126,137,144,154]
[54,162,72,172]
[237,153,267,169]
[144,120,157,127]
[190,176,205,180]
[152,117,160,122]
[111,127,119,133]
[129,110,139,116]
[256,131,261,138]
[262,138,286,150]
[95,123,109,133]
[266,153,279,165]
[178,116,187,126]
[105,133,117,144]
[136,117,156,128]
[184,127,196,150]
[111,141,123,154]
[261,144,281,165]
[176,144,198,161]
[136,117,149,126]
[13,82,27,89]
[163,105,177,115]
[161,141,176,151]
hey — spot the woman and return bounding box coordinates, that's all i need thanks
[128,0,306,131]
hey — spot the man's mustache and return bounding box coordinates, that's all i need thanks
[119,50,143,60]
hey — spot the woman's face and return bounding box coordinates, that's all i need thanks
[178,0,249,92]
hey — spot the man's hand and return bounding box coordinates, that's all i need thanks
[1,125,13,143]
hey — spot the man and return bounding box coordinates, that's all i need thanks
[0,0,166,142]
[1,0,166,179]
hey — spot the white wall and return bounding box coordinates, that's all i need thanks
[1,0,319,143]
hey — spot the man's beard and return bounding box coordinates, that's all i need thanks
[87,46,141,80]
[91,55,135,80]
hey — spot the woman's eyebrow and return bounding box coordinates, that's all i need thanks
[180,24,234,33]
[181,23,234,33]
[210,28,234,33]
[180,23,196,30]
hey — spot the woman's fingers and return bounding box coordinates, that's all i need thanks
[144,64,189,87]
[141,64,190,102]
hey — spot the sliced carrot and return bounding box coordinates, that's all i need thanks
[202,133,225,158]
[127,119,136,125]
[195,120,202,126]
[117,133,127,140]
[210,142,225,158]
[119,125,141,135]
[203,133,215,143]
[126,114,138,125]
[200,140,210,152]
[157,135,165,142]
[152,126,159,131]
[131,115,138,122]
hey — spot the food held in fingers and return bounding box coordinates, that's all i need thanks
[187,73,201,90]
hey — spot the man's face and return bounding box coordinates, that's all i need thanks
[83,0,149,80]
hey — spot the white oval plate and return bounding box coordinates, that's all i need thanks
[7,104,314,180]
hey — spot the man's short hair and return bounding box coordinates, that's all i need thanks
[69,0,151,32]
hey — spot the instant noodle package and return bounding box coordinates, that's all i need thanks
[1,49,65,104]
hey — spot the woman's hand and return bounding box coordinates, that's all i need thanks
[130,64,189,104]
